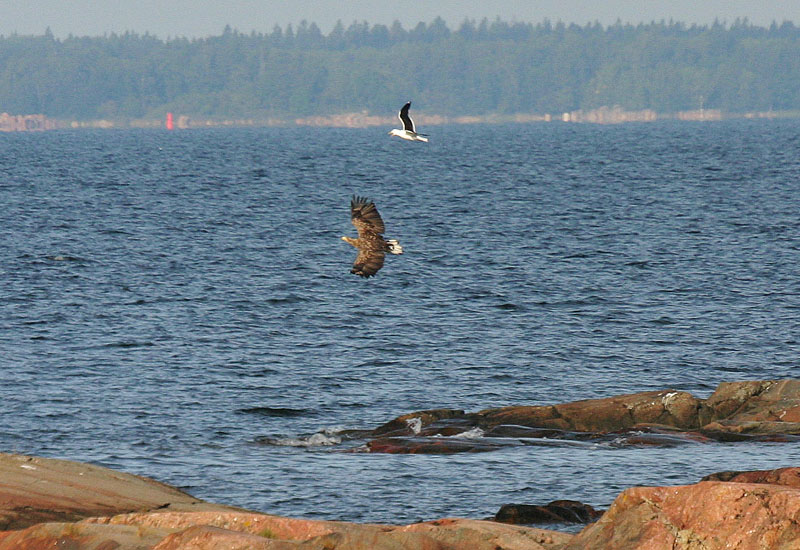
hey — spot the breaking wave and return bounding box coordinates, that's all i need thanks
[451,427,485,439]
[256,427,345,447]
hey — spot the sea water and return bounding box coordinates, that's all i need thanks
[1,119,798,524]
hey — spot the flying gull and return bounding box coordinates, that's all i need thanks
[388,102,428,142]
[341,196,403,277]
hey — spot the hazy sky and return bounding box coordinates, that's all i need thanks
[2,0,799,38]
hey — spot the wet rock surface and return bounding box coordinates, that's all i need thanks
[494,500,604,525]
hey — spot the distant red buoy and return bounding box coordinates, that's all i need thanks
[166,112,174,130]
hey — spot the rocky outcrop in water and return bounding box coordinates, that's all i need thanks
[366,380,800,454]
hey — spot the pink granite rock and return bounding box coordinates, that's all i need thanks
[564,480,800,549]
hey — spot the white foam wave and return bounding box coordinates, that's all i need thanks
[271,432,342,447]
[452,427,485,439]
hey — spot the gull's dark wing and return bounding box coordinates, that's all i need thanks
[398,102,415,132]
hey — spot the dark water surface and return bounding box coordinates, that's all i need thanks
[1,120,799,524]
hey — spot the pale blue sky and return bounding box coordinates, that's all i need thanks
[2,0,799,38]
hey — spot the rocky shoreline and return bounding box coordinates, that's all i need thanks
[2,379,799,549]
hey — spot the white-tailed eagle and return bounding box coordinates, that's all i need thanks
[341,196,403,277]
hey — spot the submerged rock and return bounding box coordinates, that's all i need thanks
[367,436,504,454]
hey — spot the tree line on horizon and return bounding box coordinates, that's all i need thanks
[0,17,798,120]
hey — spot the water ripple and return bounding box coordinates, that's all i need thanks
[0,121,798,524]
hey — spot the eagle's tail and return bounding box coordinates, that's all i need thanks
[386,239,403,254]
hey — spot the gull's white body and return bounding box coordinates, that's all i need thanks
[389,101,428,142]
[388,128,428,142]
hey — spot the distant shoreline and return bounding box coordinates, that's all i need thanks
[2,107,799,132]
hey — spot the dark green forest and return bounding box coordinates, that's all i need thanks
[1,17,799,120]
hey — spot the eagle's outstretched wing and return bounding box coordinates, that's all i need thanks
[351,196,385,236]
[352,249,385,278]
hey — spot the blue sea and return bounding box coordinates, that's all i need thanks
[1,119,798,525]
